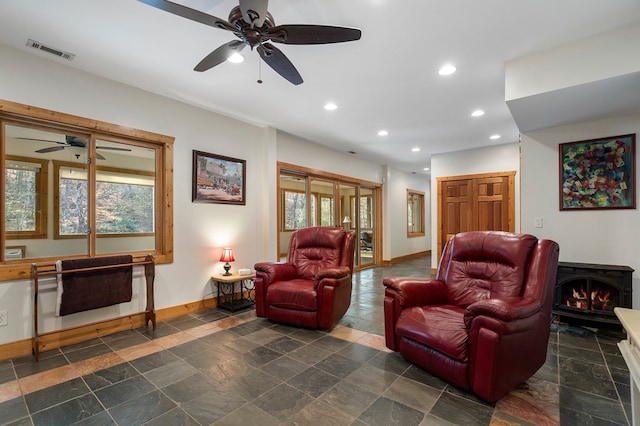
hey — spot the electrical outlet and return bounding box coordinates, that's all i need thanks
[0,310,7,327]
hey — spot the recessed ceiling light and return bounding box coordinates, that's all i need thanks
[438,64,456,76]
[377,130,388,136]
[324,103,338,111]
[423,167,430,171]
[471,110,485,117]
[489,134,501,140]
[411,147,420,152]
[227,53,244,63]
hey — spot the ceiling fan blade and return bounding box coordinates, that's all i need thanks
[17,137,65,145]
[35,146,66,154]
[239,0,268,27]
[257,43,303,85]
[137,0,236,32]
[194,41,246,72]
[266,25,362,45]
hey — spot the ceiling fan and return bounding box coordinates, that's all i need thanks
[137,0,362,85]
[18,135,132,160]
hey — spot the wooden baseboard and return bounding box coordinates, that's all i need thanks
[0,296,219,361]
[381,250,431,266]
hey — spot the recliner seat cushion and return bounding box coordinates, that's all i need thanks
[267,279,317,312]
[396,305,468,362]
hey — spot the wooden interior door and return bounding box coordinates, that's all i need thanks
[442,179,473,244]
[437,172,515,259]
[474,176,509,232]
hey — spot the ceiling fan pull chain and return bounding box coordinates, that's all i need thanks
[257,57,263,84]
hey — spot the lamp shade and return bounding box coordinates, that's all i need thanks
[342,216,351,224]
[219,248,235,262]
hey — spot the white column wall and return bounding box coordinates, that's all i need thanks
[520,113,640,308]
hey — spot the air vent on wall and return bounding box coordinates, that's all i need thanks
[26,39,75,61]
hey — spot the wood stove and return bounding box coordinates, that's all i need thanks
[553,262,634,326]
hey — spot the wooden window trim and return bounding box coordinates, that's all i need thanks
[5,155,48,240]
[407,189,425,237]
[0,99,173,280]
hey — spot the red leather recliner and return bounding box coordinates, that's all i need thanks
[254,227,356,330]
[383,231,559,402]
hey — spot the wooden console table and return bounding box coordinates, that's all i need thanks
[212,273,256,312]
[614,307,640,425]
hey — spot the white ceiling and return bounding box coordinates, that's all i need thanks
[1,0,639,175]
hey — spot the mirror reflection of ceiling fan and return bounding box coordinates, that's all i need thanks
[18,135,132,160]
[137,0,362,85]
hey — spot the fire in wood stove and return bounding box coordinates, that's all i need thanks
[562,282,616,312]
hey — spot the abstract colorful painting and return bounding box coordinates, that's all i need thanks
[559,134,635,210]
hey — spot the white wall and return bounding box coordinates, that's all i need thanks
[520,113,640,308]
[383,166,430,261]
[430,142,521,269]
[0,45,429,345]
[505,22,640,101]
[277,130,384,183]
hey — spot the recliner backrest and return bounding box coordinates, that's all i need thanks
[437,231,538,307]
[288,227,351,280]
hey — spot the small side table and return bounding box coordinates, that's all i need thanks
[615,307,640,425]
[212,273,256,312]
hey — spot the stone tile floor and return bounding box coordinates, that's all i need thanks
[0,257,632,425]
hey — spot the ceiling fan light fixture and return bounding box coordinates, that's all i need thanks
[227,52,245,63]
[438,64,456,76]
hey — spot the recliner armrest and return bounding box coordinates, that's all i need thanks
[315,266,351,286]
[464,297,540,328]
[383,277,447,307]
[254,262,298,284]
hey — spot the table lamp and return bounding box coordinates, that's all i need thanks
[342,216,351,229]
[219,248,235,276]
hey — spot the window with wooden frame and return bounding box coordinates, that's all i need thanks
[407,189,425,237]
[0,99,173,280]
[5,155,48,240]
[54,161,155,239]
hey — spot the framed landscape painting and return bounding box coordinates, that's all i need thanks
[192,150,246,205]
[559,134,635,210]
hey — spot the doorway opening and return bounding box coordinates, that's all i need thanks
[278,162,381,270]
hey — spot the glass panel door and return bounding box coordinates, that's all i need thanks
[359,187,375,266]
[279,173,308,259]
[277,165,381,269]
[310,178,335,227]
[339,183,358,266]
